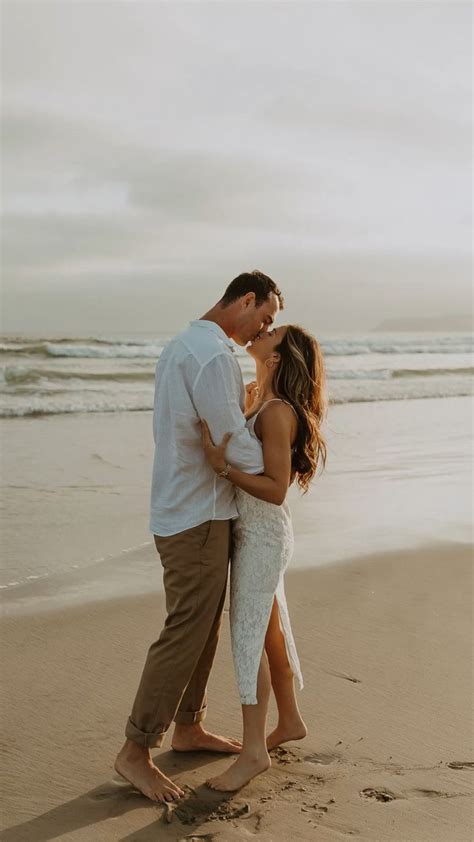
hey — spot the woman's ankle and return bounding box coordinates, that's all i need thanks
[276,710,305,727]
[240,745,270,762]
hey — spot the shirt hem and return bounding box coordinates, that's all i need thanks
[150,514,236,538]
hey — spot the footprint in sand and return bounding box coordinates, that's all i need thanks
[447,761,474,770]
[175,798,252,826]
[305,752,339,766]
[174,798,213,826]
[301,802,329,816]
[271,746,301,765]
[360,787,397,803]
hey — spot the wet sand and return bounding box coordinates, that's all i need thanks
[2,396,471,606]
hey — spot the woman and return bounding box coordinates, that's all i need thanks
[200,324,327,791]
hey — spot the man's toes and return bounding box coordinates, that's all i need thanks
[161,788,178,802]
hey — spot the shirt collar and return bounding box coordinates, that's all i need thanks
[190,320,235,352]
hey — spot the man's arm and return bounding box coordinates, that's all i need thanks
[192,353,264,474]
[200,403,294,504]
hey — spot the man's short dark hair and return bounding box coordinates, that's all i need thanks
[221,270,284,309]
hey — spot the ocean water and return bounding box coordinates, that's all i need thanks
[0,332,472,417]
[1,330,472,614]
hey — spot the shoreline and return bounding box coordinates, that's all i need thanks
[1,536,471,621]
[1,396,472,611]
[1,542,472,841]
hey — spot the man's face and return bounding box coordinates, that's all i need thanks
[232,292,280,346]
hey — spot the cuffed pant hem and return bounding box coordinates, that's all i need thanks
[173,706,207,725]
[125,717,166,748]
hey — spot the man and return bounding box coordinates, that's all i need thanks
[115,270,283,802]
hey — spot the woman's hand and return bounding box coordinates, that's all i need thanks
[200,419,233,474]
[244,380,259,413]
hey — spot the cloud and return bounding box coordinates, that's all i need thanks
[1,1,471,334]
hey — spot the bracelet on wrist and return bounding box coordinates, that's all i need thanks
[218,463,232,479]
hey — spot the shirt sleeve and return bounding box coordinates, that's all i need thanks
[192,352,264,474]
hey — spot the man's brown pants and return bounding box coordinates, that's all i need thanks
[125,519,231,748]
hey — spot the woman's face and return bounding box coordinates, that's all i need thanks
[246,325,288,362]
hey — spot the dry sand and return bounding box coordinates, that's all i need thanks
[1,541,472,841]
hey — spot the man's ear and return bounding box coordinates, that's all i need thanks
[243,292,256,309]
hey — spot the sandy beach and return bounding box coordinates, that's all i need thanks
[1,395,472,840]
[1,541,473,841]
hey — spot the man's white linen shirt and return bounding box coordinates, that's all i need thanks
[149,320,264,537]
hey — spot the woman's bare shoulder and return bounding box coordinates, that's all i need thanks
[255,399,297,439]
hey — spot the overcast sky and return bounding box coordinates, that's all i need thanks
[2,0,471,336]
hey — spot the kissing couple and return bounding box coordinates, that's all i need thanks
[115,270,327,801]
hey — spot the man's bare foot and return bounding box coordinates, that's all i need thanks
[114,740,184,803]
[266,718,307,751]
[206,751,271,792]
[171,723,241,754]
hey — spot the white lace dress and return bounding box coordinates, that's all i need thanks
[230,399,304,705]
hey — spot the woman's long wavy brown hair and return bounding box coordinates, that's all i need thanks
[273,325,327,492]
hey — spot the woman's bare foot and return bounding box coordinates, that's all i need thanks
[114,740,184,802]
[266,718,307,751]
[206,751,271,792]
[171,723,241,753]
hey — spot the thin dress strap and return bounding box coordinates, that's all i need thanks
[253,398,297,422]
